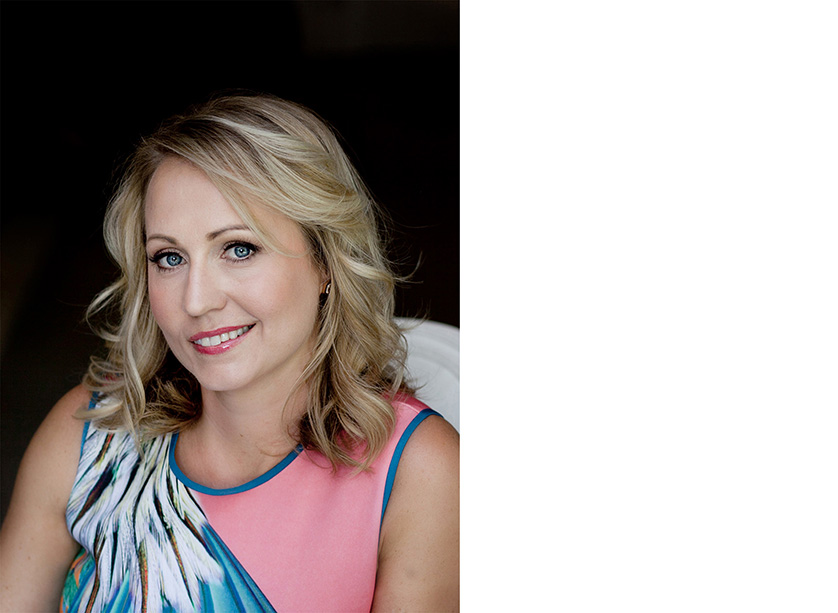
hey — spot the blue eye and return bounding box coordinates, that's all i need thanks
[164,254,183,267]
[225,242,258,261]
[149,251,184,269]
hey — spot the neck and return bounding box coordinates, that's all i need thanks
[195,382,308,458]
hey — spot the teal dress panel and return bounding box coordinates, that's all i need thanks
[61,418,275,613]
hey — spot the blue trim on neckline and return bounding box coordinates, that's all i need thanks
[169,432,303,496]
[380,408,441,525]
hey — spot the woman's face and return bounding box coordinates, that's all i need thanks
[144,157,325,397]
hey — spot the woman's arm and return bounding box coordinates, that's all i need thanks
[0,385,89,611]
[374,415,460,612]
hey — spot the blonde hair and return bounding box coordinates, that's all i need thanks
[84,93,411,469]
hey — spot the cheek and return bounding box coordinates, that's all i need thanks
[255,263,319,306]
[147,276,175,332]
[254,270,321,331]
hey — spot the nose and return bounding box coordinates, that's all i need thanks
[183,262,227,317]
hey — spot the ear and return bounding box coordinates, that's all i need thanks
[319,263,331,291]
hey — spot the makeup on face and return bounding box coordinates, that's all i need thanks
[189,324,255,355]
[144,157,325,394]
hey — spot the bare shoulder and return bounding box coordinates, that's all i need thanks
[382,414,459,527]
[0,384,90,611]
[4,382,90,523]
[40,383,91,438]
[30,385,90,480]
[374,414,460,611]
[404,412,460,459]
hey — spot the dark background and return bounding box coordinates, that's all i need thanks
[0,1,458,522]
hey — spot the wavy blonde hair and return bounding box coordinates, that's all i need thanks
[83,93,411,469]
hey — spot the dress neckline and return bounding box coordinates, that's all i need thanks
[168,431,303,496]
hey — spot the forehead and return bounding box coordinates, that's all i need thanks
[145,158,240,228]
[143,158,306,252]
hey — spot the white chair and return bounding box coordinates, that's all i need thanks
[396,317,459,432]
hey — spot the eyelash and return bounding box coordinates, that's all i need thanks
[148,250,185,271]
[147,241,260,271]
[223,241,260,262]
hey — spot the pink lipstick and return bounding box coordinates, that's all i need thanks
[189,324,254,355]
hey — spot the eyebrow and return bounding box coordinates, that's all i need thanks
[207,224,252,240]
[145,225,253,245]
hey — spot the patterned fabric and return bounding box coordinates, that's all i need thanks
[61,395,438,612]
[62,418,274,612]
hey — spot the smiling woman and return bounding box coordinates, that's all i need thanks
[0,94,459,612]
[144,158,324,403]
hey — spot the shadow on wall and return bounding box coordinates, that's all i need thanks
[0,0,459,522]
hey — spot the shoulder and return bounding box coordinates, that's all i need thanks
[37,384,90,453]
[0,384,90,610]
[394,406,459,478]
[384,398,459,510]
[386,407,459,522]
[45,383,91,426]
[387,395,459,491]
[14,384,90,510]
[375,405,459,610]
[29,384,90,453]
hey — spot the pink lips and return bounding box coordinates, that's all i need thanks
[189,325,254,355]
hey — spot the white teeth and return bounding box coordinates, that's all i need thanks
[194,325,251,347]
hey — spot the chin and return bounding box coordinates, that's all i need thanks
[174,361,247,394]
[191,374,249,394]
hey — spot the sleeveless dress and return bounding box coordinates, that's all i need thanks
[60,394,440,612]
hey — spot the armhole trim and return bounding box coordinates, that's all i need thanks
[380,408,442,526]
[78,391,99,461]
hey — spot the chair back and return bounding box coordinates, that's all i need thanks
[396,317,460,432]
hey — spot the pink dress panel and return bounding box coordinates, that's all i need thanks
[190,396,428,612]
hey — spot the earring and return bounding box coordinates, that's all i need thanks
[319,282,331,307]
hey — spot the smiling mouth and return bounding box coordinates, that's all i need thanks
[191,325,254,348]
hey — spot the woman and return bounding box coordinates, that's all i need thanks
[0,94,459,611]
